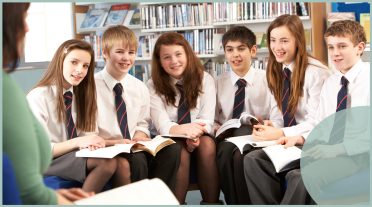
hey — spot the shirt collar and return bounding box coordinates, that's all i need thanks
[51,85,73,95]
[335,59,363,84]
[282,61,294,73]
[230,66,255,87]
[102,67,128,91]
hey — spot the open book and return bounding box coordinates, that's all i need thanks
[226,135,277,154]
[75,178,179,205]
[76,136,175,158]
[216,112,262,140]
[262,145,302,173]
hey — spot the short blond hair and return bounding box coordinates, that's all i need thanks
[102,25,138,54]
[324,20,367,46]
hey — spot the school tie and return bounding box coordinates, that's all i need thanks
[282,68,297,127]
[329,76,349,144]
[176,82,191,124]
[113,83,131,139]
[232,79,247,119]
[63,91,77,139]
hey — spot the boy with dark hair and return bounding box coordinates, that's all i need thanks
[215,26,273,204]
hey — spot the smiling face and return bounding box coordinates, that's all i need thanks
[62,49,91,89]
[225,40,257,76]
[270,26,297,65]
[326,35,364,74]
[103,43,136,80]
[159,44,187,79]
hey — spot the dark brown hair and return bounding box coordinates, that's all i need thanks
[151,32,203,109]
[3,3,30,72]
[34,39,97,132]
[222,26,256,50]
[266,14,309,116]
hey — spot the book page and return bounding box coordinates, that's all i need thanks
[239,112,262,125]
[75,143,134,158]
[225,135,277,154]
[215,118,241,138]
[262,145,302,173]
[75,178,179,205]
[135,136,175,156]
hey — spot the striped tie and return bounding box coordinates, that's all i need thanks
[114,83,131,139]
[63,91,77,139]
[329,76,349,144]
[232,79,247,119]
[176,83,191,124]
[282,68,297,127]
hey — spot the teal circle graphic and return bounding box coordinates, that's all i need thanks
[301,106,370,205]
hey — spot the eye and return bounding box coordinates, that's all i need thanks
[71,60,78,65]
[129,51,136,55]
[83,64,89,69]
[238,47,246,51]
[225,48,233,52]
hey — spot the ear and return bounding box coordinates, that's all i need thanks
[250,45,258,58]
[102,49,109,59]
[356,42,366,56]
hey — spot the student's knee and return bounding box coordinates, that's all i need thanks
[116,157,131,174]
[198,136,216,157]
[95,158,117,175]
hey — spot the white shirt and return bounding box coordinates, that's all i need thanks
[148,71,216,135]
[95,68,151,140]
[27,86,96,150]
[215,66,273,125]
[271,57,330,137]
[307,60,370,155]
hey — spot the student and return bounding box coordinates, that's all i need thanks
[276,19,369,204]
[27,39,131,193]
[214,26,272,204]
[148,32,221,204]
[3,3,92,204]
[243,14,329,204]
[94,25,180,192]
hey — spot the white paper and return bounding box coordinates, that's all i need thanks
[262,145,302,173]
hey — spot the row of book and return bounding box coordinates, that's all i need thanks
[139,2,309,30]
[80,4,141,29]
[140,3,213,29]
[214,2,308,23]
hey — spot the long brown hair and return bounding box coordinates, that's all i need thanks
[34,39,97,132]
[266,14,308,116]
[151,32,204,109]
[3,3,30,72]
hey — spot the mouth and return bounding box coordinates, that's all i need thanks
[333,59,343,63]
[275,51,286,58]
[71,74,82,81]
[119,63,131,68]
[231,60,242,65]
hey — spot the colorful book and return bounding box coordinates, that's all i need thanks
[360,13,370,43]
[129,8,141,25]
[104,4,130,26]
[80,8,109,29]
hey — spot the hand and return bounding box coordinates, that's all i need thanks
[132,137,151,142]
[170,122,207,139]
[276,136,304,148]
[252,125,284,140]
[56,188,94,204]
[263,120,274,126]
[75,135,106,150]
[303,144,346,159]
[186,138,200,152]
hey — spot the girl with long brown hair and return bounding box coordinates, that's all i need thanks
[27,39,131,194]
[148,32,221,204]
[243,14,329,204]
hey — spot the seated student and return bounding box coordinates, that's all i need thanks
[214,26,272,204]
[276,19,370,204]
[243,14,329,204]
[3,3,92,204]
[27,39,131,192]
[148,32,221,204]
[94,25,181,192]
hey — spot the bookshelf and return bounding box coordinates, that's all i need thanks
[73,2,327,81]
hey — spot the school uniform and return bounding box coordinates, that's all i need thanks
[215,67,272,204]
[296,59,370,203]
[148,71,216,135]
[95,68,180,191]
[27,86,93,182]
[244,57,329,204]
[148,71,216,187]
